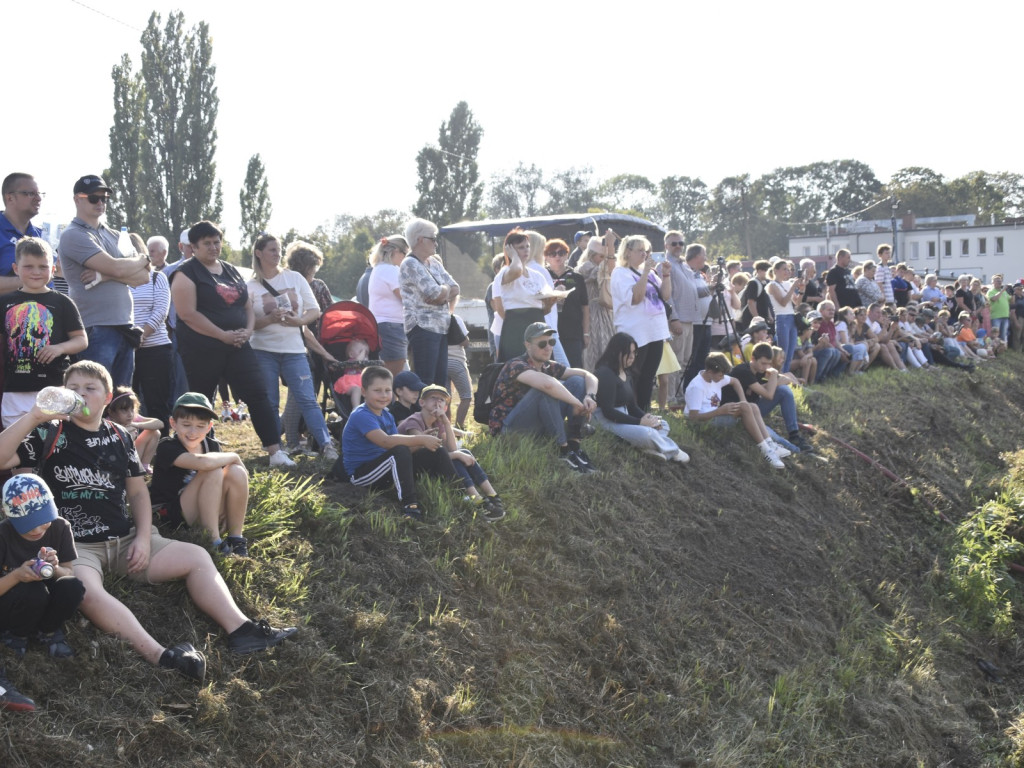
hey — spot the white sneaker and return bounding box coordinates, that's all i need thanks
[269,451,296,468]
[671,449,690,464]
[762,449,785,469]
[643,449,668,461]
[321,444,339,461]
[770,441,792,458]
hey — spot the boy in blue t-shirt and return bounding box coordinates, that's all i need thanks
[339,366,457,521]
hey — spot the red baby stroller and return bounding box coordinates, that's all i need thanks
[318,301,383,435]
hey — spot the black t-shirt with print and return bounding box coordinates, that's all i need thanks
[16,420,143,543]
[0,289,85,391]
[150,434,223,504]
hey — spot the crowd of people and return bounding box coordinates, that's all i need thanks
[1,171,1021,711]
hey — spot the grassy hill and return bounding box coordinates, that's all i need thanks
[5,356,1024,767]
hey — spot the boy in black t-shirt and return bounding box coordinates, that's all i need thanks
[150,392,250,556]
[0,361,296,681]
[0,237,87,427]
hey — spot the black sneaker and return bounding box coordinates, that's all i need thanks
[482,495,506,522]
[574,447,596,472]
[561,450,587,473]
[159,642,207,682]
[790,434,813,453]
[227,619,298,655]
[0,671,35,712]
[1,632,27,658]
[402,502,426,522]
[36,628,74,658]
[220,536,249,557]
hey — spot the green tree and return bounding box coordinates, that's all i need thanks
[106,54,146,231]
[657,176,708,238]
[239,153,272,254]
[487,163,544,218]
[542,166,597,214]
[413,101,483,225]
[948,171,1024,222]
[883,167,953,217]
[108,11,223,239]
[596,174,659,218]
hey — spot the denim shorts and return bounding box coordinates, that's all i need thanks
[378,321,408,362]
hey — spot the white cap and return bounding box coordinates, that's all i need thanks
[179,229,190,245]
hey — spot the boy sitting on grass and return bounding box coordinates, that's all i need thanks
[398,384,505,522]
[339,366,458,521]
[150,393,250,557]
[104,387,162,472]
[0,236,87,427]
[0,474,84,660]
[0,361,295,682]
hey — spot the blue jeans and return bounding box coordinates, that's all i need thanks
[254,350,331,448]
[501,375,586,445]
[77,325,135,388]
[594,407,681,458]
[813,347,841,382]
[775,314,797,373]
[407,325,449,388]
[757,384,798,436]
[993,316,1010,343]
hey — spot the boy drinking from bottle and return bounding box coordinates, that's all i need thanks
[0,237,87,427]
[0,360,297,682]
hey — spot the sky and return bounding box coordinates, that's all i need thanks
[4,0,1020,245]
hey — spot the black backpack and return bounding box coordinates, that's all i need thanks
[473,362,505,425]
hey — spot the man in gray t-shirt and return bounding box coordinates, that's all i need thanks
[57,175,152,386]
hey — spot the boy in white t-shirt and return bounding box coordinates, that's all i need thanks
[684,352,787,469]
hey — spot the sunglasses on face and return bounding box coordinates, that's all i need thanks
[77,193,112,204]
[532,339,555,349]
[668,241,684,247]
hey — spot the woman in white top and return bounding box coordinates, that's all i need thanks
[493,228,556,362]
[610,235,671,412]
[366,235,410,376]
[247,233,336,460]
[766,259,803,374]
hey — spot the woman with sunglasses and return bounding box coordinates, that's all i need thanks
[609,235,671,412]
[367,235,411,377]
[544,238,589,369]
[593,333,688,463]
[399,218,459,388]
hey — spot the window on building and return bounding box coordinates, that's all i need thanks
[961,239,969,256]
[979,238,987,255]
[909,242,919,260]
[996,237,1004,254]
[817,245,825,256]
[928,241,936,259]
[944,240,952,257]
[802,246,810,257]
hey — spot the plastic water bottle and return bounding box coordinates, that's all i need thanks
[35,386,90,417]
[117,226,135,257]
[31,558,54,579]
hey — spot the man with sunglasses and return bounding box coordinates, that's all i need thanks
[487,322,598,474]
[57,175,152,387]
[1,173,45,295]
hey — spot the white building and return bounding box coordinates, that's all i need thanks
[788,214,1024,282]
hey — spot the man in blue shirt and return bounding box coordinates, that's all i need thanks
[1,173,44,293]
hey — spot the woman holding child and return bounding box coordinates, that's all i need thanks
[247,233,337,462]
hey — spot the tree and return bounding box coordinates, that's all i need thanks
[883,167,953,217]
[596,174,659,218]
[487,163,545,218]
[948,171,1024,222]
[413,101,483,225]
[108,11,222,240]
[657,176,708,238]
[542,167,597,214]
[106,55,146,231]
[239,154,272,253]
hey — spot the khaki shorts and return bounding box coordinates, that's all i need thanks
[73,528,174,585]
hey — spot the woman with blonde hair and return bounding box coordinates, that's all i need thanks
[609,235,671,411]
[367,235,411,376]
[579,231,615,372]
[492,228,556,362]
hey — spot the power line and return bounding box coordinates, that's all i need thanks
[69,0,145,32]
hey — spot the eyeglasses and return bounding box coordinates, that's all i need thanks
[531,339,555,348]
[668,241,684,247]
[547,250,568,257]
[76,193,112,204]
[422,236,438,242]
[13,190,45,199]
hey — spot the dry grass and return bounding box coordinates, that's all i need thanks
[5,357,1024,766]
